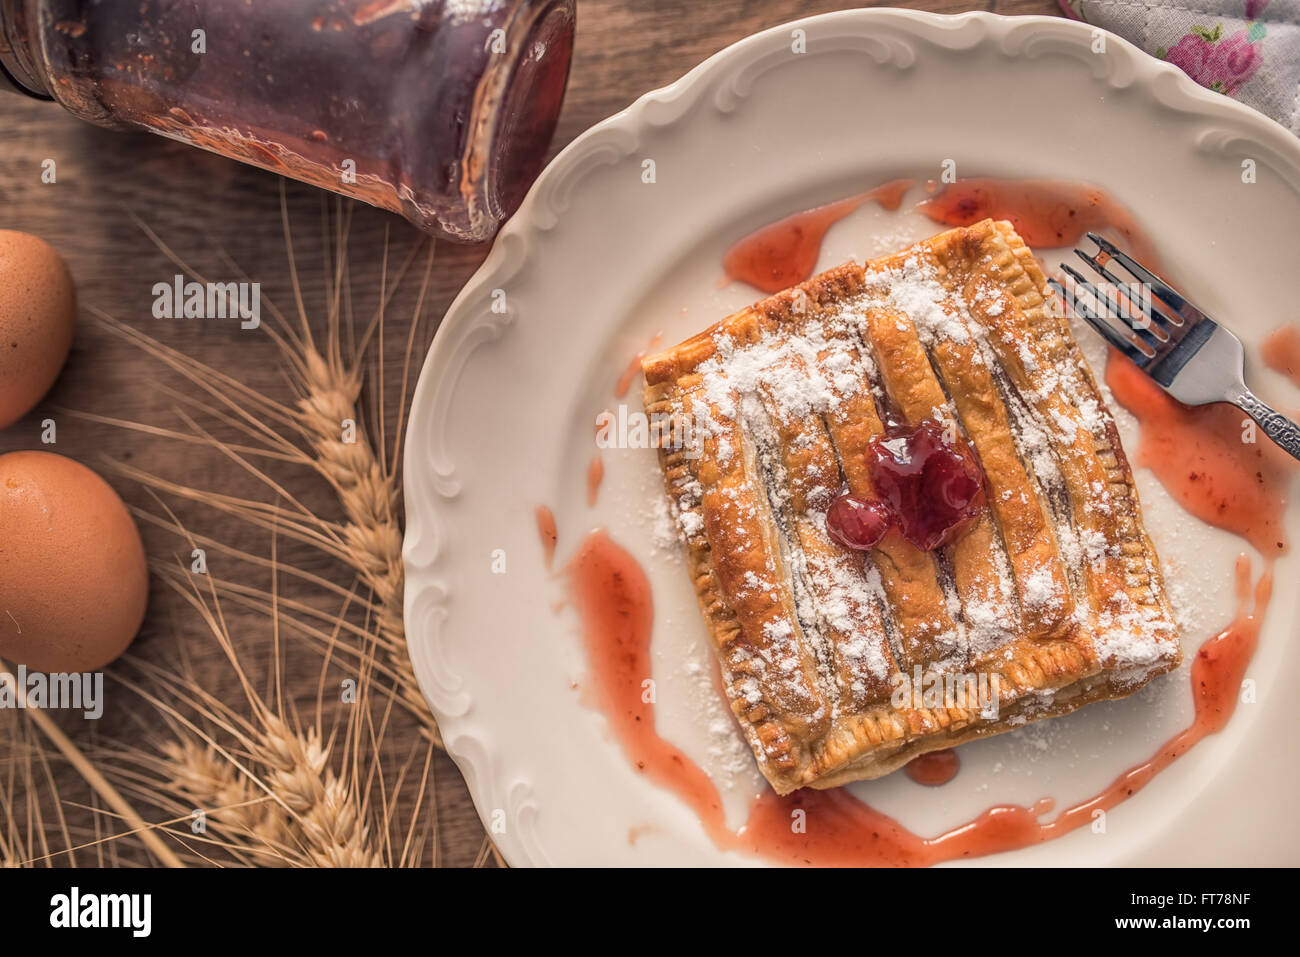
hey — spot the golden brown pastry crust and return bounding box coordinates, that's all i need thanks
[642,220,1181,794]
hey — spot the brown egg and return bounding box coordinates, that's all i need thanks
[0,451,148,672]
[0,230,76,429]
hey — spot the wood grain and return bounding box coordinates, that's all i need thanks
[0,0,1060,866]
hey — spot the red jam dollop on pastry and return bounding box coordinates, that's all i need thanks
[868,420,986,551]
[826,494,892,550]
[824,421,986,552]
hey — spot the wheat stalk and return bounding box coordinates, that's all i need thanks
[256,713,381,868]
[76,195,441,744]
[0,661,184,868]
[161,737,286,845]
[100,555,393,868]
[25,195,468,866]
[270,190,432,737]
[296,347,430,731]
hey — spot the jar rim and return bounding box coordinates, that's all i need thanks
[462,0,575,241]
[0,2,51,99]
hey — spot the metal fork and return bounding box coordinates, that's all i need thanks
[1048,233,1300,462]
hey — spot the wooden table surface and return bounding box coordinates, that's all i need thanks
[0,0,1059,866]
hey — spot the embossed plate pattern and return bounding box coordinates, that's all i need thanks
[404,10,1300,866]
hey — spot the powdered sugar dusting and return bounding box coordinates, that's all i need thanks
[695,296,872,452]
[802,518,894,689]
[652,229,1183,781]
[872,254,971,345]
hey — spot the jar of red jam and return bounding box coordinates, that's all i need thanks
[0,0,575,242]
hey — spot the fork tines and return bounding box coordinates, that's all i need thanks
[1051,233,1218,372]
[1079,233,1210,329]
[1047,273,1152,365]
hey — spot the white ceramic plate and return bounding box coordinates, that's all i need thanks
[403,9,1300,866]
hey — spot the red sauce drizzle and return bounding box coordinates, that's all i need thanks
[535,505,558,571]
[567,176,1287,863]
[917,178,1164,272]
[586,455,604,507]
[1262,324,1300,389]
[565,531,728,842]
[566,529,1272,866]
[723,179,912,293]
[616,331,664,398]
[903,749,960,787]
[724,177,1169,298]
[1105,350,1294,556]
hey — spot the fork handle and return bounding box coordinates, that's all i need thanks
[1231,389,1300,462]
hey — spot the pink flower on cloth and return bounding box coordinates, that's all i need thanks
[1163,32,1214,80]
[1204,30,1262,93]
[1060,0,1291,133]
[1159,24,1263,96]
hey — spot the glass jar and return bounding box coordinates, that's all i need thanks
[0,0,576,242]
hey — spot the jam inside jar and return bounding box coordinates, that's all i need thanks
[0,0,576,242]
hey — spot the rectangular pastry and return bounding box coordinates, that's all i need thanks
[642,218,1181,794]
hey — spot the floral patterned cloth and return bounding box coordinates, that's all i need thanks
[1059,0,1300,135]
